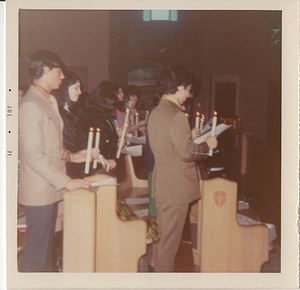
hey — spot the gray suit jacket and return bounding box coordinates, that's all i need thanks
[19,85,71,206]
[147,99,209,204]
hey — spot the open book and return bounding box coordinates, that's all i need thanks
[194,123,232,144]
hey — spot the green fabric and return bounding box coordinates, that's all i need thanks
[148,172,157,217]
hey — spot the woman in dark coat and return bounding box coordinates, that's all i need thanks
[79,82,123,172]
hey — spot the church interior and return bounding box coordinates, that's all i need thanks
[17,9,282,273]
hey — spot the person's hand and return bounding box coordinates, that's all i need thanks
[65,179,90,191]
[105,159,117,172]
[205,135,218,150]
[139,125,147,134]
[191,128,201,140]
[91,148,100,160]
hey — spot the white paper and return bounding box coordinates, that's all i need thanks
[134,208,149,218]
[121,145,143,156]
[201,123,211,135]
[90,178,118,187]
[237,213,277,243]
[127,120,146,132]
[194,123,232,144]
[124,197,149,205]
[126,135,146,144]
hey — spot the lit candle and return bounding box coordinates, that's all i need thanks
[145,111,149,124]
[93,128,101,169]
[124,108,130,126]
[116,123,128,159]
[200,115,204,133]
[195,112,200,129]
[135,113,139,138]
[85,127,94,174]
[209,111,217,156]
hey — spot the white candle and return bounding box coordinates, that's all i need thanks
[116,123,128,159]
[200,115,204,133]
[85,127,94,174]
[195,112,200,129]
[209,111,217,156]
[93,128,101,169]
[124,108,130,126]
[135,113,139,138]
[145,111,149,124]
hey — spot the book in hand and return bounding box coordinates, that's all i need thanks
[121,145,143,157]
[194,123,232,144]
[127,120,146,133]
[126,135,146,144]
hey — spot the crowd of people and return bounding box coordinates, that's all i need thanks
[18,50,218,273]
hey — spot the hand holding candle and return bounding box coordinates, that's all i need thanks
[209,111,217,156]
[93,128,101,169]
[85,127,94,174]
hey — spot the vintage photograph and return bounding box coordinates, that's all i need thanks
[6,0,299,289]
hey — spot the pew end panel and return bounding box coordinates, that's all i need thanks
[95,181,147,272]
[63,189,96,273]
[122,154,148,189]
[200,178,270,272]
[63,174,148,273]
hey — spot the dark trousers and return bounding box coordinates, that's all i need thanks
[154,202,189,272]
[18,202,58,272]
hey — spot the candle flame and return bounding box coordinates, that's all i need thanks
[214,111,217,116]
[126,108,130,114]
[97,128,100,132]
[196,112,200,116]
[136,113,139,116]
[146,111,149,114]
[90,127,94,132]
[185,113,189,117]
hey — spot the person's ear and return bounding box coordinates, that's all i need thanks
[43,66,50,75]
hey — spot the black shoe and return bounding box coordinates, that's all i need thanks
[148,264,154,272]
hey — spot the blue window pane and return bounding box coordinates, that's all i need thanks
[143,10,151,21]
[151,10,169,21]
[170,10,178,21]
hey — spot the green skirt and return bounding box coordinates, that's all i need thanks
[148,171,157,217]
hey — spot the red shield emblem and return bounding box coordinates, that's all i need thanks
[214,191,226,207]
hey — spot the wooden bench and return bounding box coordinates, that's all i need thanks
[189,160,270,272]
[63,174,148,272]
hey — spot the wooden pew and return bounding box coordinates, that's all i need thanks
[63,174,148,272]
[190,164,270,272]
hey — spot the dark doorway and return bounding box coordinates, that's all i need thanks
[215,82,237,118]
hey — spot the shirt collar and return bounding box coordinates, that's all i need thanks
[162,94,183,110]
[32,82,51,101]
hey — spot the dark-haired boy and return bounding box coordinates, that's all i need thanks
[18,50,90,272]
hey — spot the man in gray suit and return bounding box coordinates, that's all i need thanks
[18,50,90,272]
[147,66,218,272]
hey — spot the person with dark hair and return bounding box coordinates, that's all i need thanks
[80,82,125,172]
[51,72,105,271]
[19,50,91,272]
[123,84,141,126]
[147,66,218,272]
